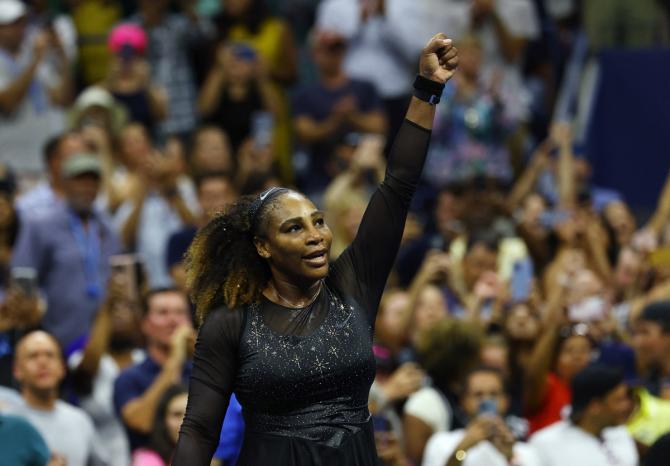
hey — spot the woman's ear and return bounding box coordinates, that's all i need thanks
[254,237,271,259]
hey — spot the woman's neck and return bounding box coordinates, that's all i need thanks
[265,277,322,308]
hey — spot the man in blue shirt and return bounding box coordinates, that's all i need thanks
[11,154,121,349]
[113,287,194,450]
[292,28,386,196]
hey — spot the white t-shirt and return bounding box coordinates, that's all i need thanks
[404,386,452,433]
[6,399,105,466]
[423,429,542,466]
[68,350,145,466]
[529,421,638,466]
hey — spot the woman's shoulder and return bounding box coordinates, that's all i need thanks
[199,306,247,337]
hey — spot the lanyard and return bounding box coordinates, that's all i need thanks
[67,210,102,299]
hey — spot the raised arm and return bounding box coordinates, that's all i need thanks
[330,34,458,317]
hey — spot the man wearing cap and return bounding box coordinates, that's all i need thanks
[632,300,670,399]
[0,0,73,175]
[11,154,121,348]
[529,364,637,466]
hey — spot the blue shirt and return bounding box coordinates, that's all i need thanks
[0,413,50,466]
[113,355,192,450]
[11,204,121,347]
[214,393,245,465]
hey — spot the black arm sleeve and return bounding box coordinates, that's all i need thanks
[171,308,243,466]
[330,119,431,322]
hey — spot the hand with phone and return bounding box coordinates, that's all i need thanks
[0,268,43,330]
[380,362,425,402]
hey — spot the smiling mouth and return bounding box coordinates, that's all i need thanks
[303,250,328,266]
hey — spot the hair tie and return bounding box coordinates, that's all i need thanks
[248,187,289,231]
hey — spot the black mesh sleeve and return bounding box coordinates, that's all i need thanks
[171,308,244,466]
[330,119,432,322]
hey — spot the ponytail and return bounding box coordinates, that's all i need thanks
[185,195,271,324]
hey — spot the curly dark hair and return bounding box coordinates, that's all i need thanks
[185,191,288,323]
[416,319,484,393]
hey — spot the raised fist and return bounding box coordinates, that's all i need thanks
[419,33,459,84]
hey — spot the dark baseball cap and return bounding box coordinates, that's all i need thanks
[638,300,670,331]
[571,364,624,416]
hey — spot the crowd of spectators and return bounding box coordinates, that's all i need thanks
[1,0,670,465]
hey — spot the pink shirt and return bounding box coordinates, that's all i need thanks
[132,449,167,466]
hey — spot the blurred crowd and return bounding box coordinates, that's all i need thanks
[1,0,670,465]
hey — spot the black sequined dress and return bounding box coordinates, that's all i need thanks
[173,120,432,466]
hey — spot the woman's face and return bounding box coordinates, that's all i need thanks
[413,285,447,334]
[256,193,333,285]
[165,393,188,445]
[556,335,592,381]
[192,129,233,174]
[377,291,410,344]
[505,304,540,341]
[120,124,152,170]
[604,201,636,245]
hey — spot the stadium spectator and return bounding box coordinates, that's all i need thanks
[292,28,386,196]
[8,331,104,466]
[0,411,50,466]
[114,123,199,287]
[131,384,187,466]
[632,301,670,399]
[0,0,73,176]
[69,277,146,466]
[113,288,194,450]
[423,366,540,466]
[403,320,484,464]
[11,154,121,348]
[104,23,167,136]
[166,171,237,291]
[529,364,637,466]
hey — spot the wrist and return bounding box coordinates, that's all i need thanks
[413,75,445,105]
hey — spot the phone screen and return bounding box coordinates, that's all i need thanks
[510,258,533,302]
[10,267,38,298]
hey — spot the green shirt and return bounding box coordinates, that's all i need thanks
[0,413,50,466]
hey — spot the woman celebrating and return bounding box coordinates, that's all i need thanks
[173,33,459,465]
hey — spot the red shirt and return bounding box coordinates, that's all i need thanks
[527,373,572,434]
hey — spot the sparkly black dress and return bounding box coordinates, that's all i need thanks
[173,120,431,466]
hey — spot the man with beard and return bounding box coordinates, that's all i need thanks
[68,281,145,466]
[11,154,121,348]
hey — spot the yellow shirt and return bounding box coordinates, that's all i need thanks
[627,388,670,446]
[72,0,122,84]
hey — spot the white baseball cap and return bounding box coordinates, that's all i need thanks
[0,0,27,26]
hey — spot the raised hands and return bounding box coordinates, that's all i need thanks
[419,33,459,84]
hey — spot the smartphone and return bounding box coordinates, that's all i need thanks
[10,267,38,298]
[109,254,142,301]
[510,258,533,302]
[251,111,274,149]
[372,414,392,433]
[478,399,498,416]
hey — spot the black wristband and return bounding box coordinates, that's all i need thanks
[413,75,445,105]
